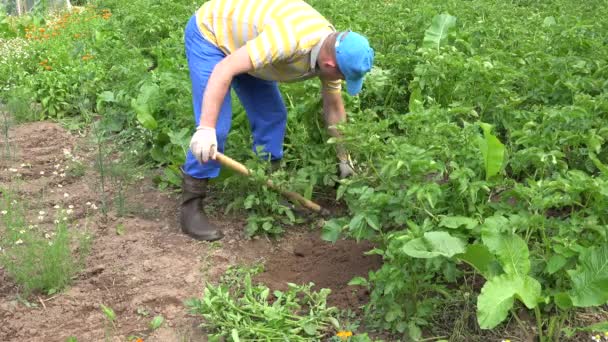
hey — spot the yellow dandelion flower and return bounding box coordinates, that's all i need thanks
[336,330,353,341]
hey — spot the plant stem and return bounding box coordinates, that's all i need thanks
[535,306,544,342]
[509,309,530,339]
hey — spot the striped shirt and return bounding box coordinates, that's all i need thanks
[195,0,342,93]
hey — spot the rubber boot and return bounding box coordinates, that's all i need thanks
[180,169,223,241]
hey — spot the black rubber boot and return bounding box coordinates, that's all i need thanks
[180,169,223,241]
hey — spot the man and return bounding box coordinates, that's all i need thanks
[181,0,374,241]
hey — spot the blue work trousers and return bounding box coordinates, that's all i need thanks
[183,15,287,179]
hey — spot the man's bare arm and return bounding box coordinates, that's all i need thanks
[199,46,254,128]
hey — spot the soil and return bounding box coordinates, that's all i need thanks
[0,121,382,342]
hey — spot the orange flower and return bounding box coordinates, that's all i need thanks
[336,331,353,341]
[39,27,45,33]
[44,65,52,71]
[82,54,94,61]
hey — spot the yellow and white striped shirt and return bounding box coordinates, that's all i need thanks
[195,0,342,92]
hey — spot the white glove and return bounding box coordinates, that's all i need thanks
[189,126,217,163]
[338,155,355,179]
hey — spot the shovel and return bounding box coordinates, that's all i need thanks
[215,152,330,217]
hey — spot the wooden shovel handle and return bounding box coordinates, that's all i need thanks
[215,153,325,214]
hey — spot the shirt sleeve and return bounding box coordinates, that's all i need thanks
[246,21,299,70]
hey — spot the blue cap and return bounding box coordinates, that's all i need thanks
[335,31,374,96]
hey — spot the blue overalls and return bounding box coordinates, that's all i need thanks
[182,15,287,179]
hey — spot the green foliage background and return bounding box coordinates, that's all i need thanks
[2,0,608,340]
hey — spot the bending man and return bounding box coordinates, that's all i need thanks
[181,0,375,241]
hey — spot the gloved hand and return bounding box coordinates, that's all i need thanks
[338,155,355,179]
[189,126,217,163]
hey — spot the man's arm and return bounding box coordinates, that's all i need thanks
[190,46,254,163]
[322,89,355,178]
[322,90,348,159]
[200,46,254,128]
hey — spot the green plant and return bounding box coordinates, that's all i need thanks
[100,303,117,342]
[185,265,341,341]
[0,191,92,297]
[149,315,164,330]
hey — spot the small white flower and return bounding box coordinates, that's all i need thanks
[62,217,67,221]
[39,211,45,215]
[68,205,74,209]
[54,204,60,209]
[91,204,98,210]
[53,220,59,224]
[58,184,63,188]
[48,241,53,246]
[66,209,73,215]
[40,171,45,175]
[9,168,18,172]
[54,164,60,169]
[64,193,69,198]
[53,171,58,175]
[45,233,51,239]
[86,202,91,206]
[60,173,66,178]
[38,216,44,221]
[20,163,26,167]
[19,230,25,234]
[1,210,7,215]
[15,239,23,245]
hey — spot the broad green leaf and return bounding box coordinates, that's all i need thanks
[402,231,466,258]
[422,13,457,51]
[477,122,505,180]
[348,276,369,286]
[554,292,573,310]
[477,274,541,329]
[408,321,422,341]
[439,216,478,230]
[132,98,158,130]
[482,227,529,276]
[149,315,164,330]
[321,220,342,243]
[303,323,318,336]
[131,82,160,130]
[385,308,401,322]
[545,254,568,275]
[567,245,608,307]
[456,244,496,279]
[327,317,341,330]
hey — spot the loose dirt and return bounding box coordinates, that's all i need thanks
[0,121,382,342]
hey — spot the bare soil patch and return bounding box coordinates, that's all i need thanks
[0,121,381,342]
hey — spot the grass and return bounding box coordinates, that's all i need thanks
[0,190,92,297]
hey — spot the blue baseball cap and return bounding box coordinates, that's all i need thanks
[335,31,374,96]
